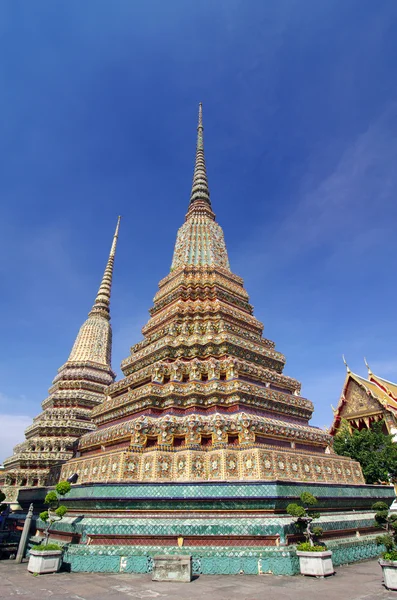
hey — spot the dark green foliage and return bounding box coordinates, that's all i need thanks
[41,480,71,545]
[300,492,317,506]
[376,533,395,553]
[287,492,326,550]
[374,501,397,559]
[333,420,397,484]
[55,505,67,517]
[55,481,71,496]
[286,503,305,518]
[32,543,62,551]
[44,491,58,506]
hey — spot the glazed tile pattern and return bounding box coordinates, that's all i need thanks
[58,480,395,501]
[44,511,378,539]
[63,535,384,575]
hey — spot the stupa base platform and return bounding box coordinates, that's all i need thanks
[63,537,384,576]
[26,480,395,575]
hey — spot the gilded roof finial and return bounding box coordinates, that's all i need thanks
[188,103,213,215]
[89,216,121,320]
[342,354,351,373]
[364,357,372,376]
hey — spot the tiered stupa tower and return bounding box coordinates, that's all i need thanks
[42,106,393,576]
[61,107,363,486]
[1,218,121,501]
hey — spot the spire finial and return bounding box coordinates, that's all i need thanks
[188,103,214,216]
[89,217,121,320]
[110,215,121,257]
[342,354,351,373]
[198,102,203,131]
[364,357,372,375]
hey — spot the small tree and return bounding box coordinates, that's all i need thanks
[333,419,397,484]
[39,481,71,546]
[287,492,325,550]
[374,501,397,560]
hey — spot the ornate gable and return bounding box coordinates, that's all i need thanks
[341,378,384,419]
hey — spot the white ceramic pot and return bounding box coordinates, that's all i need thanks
[27,549,63,574]
[296,550,334,577]
[379,559,397,590]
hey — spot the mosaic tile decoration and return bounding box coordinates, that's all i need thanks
[61,445,364,485]
[60,480,394,501]
[63,534,384,576]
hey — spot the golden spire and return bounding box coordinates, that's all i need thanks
[89,216,121,320]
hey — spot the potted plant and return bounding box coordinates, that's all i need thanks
[373,501,397,590]
[287,491,334,577]
[28,481,71,574]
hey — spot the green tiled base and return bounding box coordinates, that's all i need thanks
[63,536,382,576]
[44,510,381,543]
[29,480,394,576]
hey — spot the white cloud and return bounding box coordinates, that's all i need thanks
[234,106,397,277]
[0,414,32,465]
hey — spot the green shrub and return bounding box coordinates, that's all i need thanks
[297,542,327,552]
[55,505,67,517]
[32,543,62,552]
[39,511,49,522]
[41,480,71,546]
[287,492,324,548]
[44,491,58,505]
[383,550,397,562]
[374,502,397,559]
[55,481,71,496]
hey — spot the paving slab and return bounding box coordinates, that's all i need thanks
[0,558,396,600]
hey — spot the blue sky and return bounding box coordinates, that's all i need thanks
[1,0,397,462]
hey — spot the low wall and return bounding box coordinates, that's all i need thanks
[63,535,383,576]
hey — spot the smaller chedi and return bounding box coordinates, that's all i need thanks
[0,218,121,502]
[330,359,397,438]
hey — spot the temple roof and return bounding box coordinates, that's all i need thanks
[330,364,397,435]
[368,372,397,401]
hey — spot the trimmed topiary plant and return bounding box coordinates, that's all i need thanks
[374,501,397,590]
[288,492,334,577]
[287,491,325,551]
[374,501,397,560]
[38,481,71,547]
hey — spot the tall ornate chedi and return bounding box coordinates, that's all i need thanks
[62,107,362,485]
[45,106,393,577]
[1,218,121,499]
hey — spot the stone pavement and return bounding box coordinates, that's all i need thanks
[0,558,395,600]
